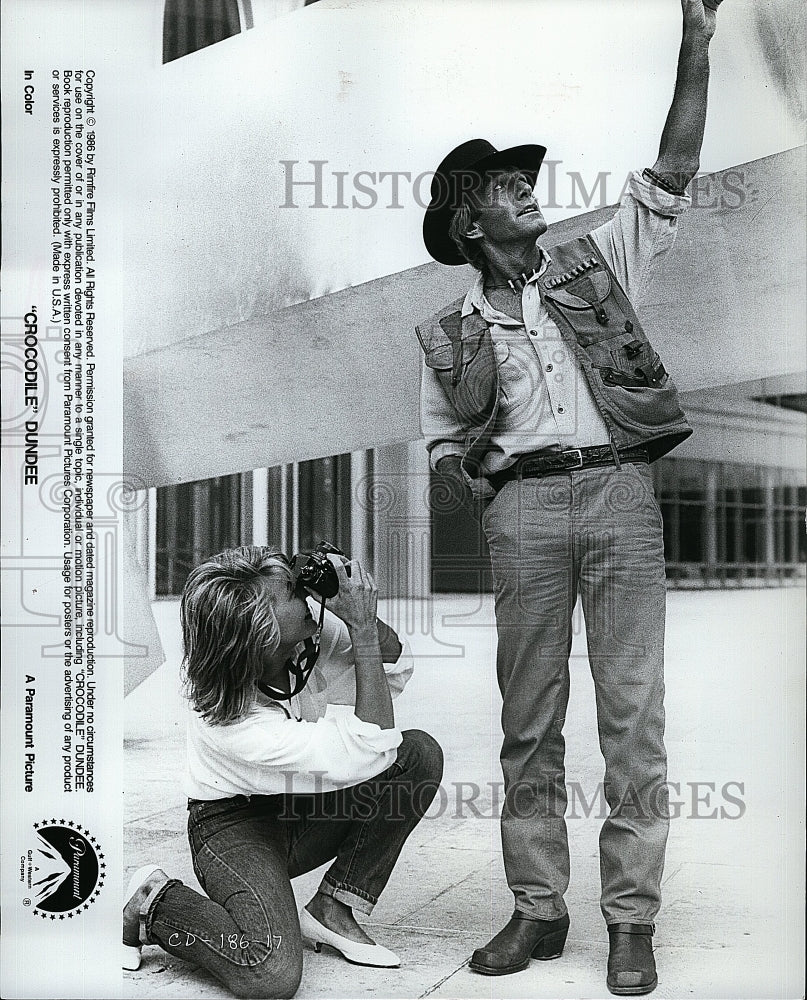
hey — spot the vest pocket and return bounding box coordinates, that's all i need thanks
[425,334,497,426]
[545,287,683,428]
[544,267,613,334]
[592,363,685,429]
[424,329,486,374]
[577,332,683,427]
[603,381,685,429]
[424,343,454,372]
[588,335,668,389]
[544,267,611,312]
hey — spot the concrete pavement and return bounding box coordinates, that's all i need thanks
[124,589,805,999]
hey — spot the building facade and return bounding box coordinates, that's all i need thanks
[130,380,806,600]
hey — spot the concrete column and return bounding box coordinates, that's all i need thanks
[163,487,179,593]
[731,490,744,564]
[704,465,719,580]
[763,469,776,569]
[407,440,432,600]
[252,468,269,546]
[127,493,150,574]
[372,442,431,601]
[192,482,206,567]
[122,493,156,607]
[668,499,680,566]
[350,450,370,569]
[373,443,407,601]
[788,487,801,565]
[279,464,290,554]
[235,0,254,31]
[290,462,300,555]
[147,488,157,600]
[239,472,253,545]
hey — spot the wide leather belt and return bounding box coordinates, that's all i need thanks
[488,444,650,490]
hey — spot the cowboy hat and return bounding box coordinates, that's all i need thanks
[422,138,547,266]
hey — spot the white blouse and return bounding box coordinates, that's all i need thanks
[184,609,413,799]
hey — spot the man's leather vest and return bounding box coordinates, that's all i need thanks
[416,235,692,493]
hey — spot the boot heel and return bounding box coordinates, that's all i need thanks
[532,929,567,961]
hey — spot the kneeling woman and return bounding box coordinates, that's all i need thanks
[123,546,443,999]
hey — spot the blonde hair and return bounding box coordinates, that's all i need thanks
[180,546,289,725]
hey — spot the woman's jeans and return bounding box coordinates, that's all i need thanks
[141,729,443,999]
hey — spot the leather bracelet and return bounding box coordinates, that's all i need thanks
[643,167,687,197]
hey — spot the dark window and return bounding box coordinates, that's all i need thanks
[155,454,355,596]
[428,468,492,595]
[162,0,324,63]
[298,454,352,555]
[430,458,806,592]
[653,460,806,587]
[156,475,245,595]
[163,0,242,63]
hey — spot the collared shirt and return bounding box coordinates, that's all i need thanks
[184,609,413,799]
[422,170,691,472]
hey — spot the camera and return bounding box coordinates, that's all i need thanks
[291,541,350,599]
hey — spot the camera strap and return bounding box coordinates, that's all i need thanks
[258,600,327,702]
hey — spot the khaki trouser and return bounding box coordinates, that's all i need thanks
[482,462,669,925]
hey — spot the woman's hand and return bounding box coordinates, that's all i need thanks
[318,556,393,728]
[318,555,378,634]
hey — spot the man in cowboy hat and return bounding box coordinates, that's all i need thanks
[417,1,724,994]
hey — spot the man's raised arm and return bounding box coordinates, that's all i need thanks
[650,0,724,194]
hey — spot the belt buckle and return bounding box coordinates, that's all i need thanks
[563,448,584,470]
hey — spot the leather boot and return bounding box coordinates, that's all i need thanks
[469,911,569,976]
[606,923,657,996]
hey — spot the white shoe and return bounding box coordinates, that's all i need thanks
[299,907,400,968]
[123,864,168,971]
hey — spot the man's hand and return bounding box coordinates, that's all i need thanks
[651,0,724,191]
[435,454,487,522]
[682,0,723,42]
